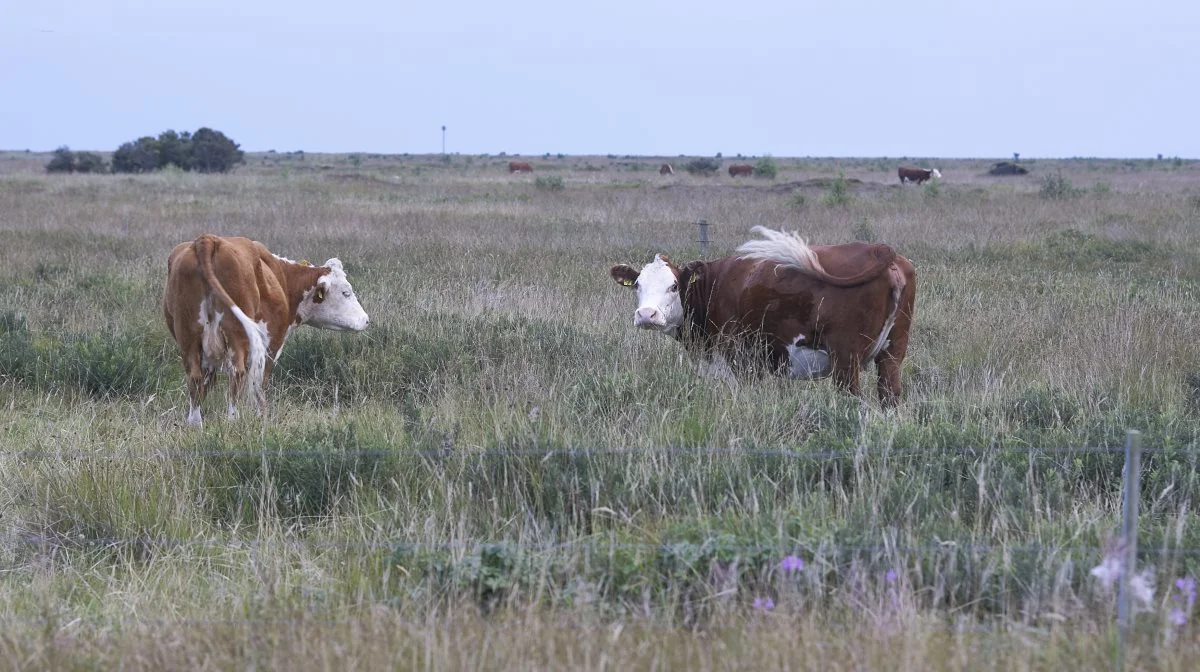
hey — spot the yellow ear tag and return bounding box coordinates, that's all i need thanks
[315,287,325,301]
[298,259,311,267]
[622,279,634,287]
[689,273,700,286]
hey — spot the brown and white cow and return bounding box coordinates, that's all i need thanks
[898,167,941,184]
[163,234,370,426]
[659,163,674,175]
[728,163,754,177]
[610,226,916,406]
[508,161,533,173]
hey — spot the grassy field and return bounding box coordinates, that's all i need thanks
[2,151,1200,670]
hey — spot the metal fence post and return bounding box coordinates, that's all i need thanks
[1117,429,1142,670]
[697,219,709,256]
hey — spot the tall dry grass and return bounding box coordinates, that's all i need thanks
[1,153,1199,669]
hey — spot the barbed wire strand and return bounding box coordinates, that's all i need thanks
[5,444,1190,462]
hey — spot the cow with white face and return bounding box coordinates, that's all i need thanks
[612,254,686,334]
[163,234,370,426]
[610,227,917,407]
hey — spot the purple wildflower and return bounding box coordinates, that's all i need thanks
[1175,577,1197,606]
[753,596,775,611]
[1170,608,1188,627]
[780,555,804,573]
[885,569,898,584]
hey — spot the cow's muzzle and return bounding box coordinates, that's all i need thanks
[634,307,666,329]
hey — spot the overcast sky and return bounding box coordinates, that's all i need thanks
[3,1,1197,158]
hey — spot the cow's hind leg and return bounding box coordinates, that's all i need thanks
[875,354,903,409]
[875,263,917,408]
[224,342,250,420]
[183,349,209,426]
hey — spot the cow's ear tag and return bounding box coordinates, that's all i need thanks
[314,286,326,302]
[298,259,311,267]
[689,273,700,286]
[621,279,634,287]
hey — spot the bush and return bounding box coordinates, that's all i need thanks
[189,127,244,173]
[73,152,107,174]
[754,156,778,180]
[821,173,851,206]
[534,175,564,191]
[45,146,76,173]
[684,158,721,176]
[111,137,161,174]
[110,127,243,174]
[155,130,192,170]
[46,147,106,174]
[1038,171,1082,200]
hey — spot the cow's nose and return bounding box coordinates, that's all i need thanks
[634,307,661,327]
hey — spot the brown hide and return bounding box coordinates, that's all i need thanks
[163,234,329,421]
[508,161,533,173]
[728,164,754,177]
[675,243,916,406]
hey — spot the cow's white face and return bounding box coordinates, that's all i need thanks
[931,168,942,179]
[298,258,370,331]
[610,254,684,334]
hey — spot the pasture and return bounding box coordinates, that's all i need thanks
[2,151,1199,669]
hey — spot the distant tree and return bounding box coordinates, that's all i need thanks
[73,152,107,173]
[156,129,192,170]
[46,146,76,173]
[111,137,161,173]
[188,127,244,173]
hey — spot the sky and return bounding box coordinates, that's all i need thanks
[2,1,1198,158]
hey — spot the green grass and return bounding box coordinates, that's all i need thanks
[2,153,1200,669]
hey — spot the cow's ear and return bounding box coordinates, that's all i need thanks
[610,264,639,288]
[313,286,326,303]
[680,261,704,287]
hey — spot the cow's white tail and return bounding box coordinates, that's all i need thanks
[864,263,907,362]
[227,306,268,407]
[736,226,828,274]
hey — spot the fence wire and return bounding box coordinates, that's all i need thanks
[3,444,1182,462]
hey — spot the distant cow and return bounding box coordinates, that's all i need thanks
[508,161,533,173]
[163,234,370,426]
[659,163,674,175]
[728,164,754,177]
[898,167,941,184]
[610,226,917,406]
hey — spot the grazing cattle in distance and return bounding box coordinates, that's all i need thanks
[728,164,754,177]
[898,166,941,184]
[659,163,674,175]
[508,161,533,173]
[163,234,370,426]
[609,226,917,407]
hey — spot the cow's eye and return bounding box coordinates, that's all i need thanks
[343,290,352,298]
[668,283,678,293]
